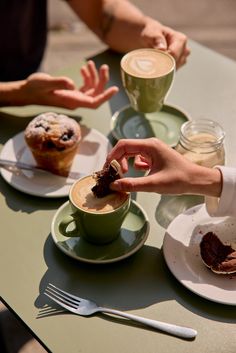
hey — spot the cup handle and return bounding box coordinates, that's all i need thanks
[59,214,85,238]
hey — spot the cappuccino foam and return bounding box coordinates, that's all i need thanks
[121,49,174,78]
[71,175,129,213]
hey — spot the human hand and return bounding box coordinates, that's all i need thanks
[23,60,119,109]
[106,138,222,197]
[141,17,190,69]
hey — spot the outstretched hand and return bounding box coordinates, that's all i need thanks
[23,60,119,109]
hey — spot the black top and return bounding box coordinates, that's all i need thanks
[0,0,47,81]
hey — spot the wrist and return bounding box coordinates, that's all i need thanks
[0,80,27,106]
[186,164,222,197]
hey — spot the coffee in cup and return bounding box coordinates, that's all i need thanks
[71,175,128,213]
[59,175,130,244]
[121,48,175,113]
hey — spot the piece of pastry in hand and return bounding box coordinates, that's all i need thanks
[200,232,236,274]
[24,112,81,176]
[92,160,123,198]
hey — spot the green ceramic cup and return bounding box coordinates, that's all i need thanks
[59,175,131,245]
[121,48,175,113]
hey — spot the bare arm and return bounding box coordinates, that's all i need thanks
[67,0,190,68]
[67,0,147,50]
[0,80,26,106]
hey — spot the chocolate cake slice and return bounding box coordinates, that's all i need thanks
[200,232,236,274]
[92,160,122,198]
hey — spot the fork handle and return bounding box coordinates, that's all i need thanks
[99,307,197,339]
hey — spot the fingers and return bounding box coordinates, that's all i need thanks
[106,138,157,165]
[134,155,150,170]
[141,18,168,50]
[95,64,110,94]
[147,34,167,50]
[87,60,99,85]
[164,27,190,69]
[53,60,118,109]
[176,47,191,68]
[80,60,105,93]
[80,60,113,96]
[27,73,75,90]
[110,175,158,193]
[80,61,94,92]
[80,86,119,109]
[48,77,76,90]
[53,85,118,109]
[140,19,190,69]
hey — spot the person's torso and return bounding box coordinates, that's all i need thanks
[0,0,47,81]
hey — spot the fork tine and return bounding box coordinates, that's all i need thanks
[44,292,77,312]
[45,288,78,309]
[48,283,81,303]
[46,285,79,306]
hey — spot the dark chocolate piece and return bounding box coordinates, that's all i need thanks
[92,161,121,198]
[200,232,236,274]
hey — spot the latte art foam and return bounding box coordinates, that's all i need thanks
[71,175,129,213]
[121,49,174,78]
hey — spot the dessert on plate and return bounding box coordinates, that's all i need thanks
[200,232,236,274]
[24,112,81,176]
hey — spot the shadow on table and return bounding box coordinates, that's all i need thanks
[36,236,165,313]
[0,176,66,214]
[35,233,236,328]
[155,194,204,229]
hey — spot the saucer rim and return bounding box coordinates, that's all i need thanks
[51,199,150,264]
[110,103,190,147]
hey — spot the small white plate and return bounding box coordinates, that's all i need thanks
[163,204,236,305]
[0,126,111,198]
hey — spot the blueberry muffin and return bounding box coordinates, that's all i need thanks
[24,112,81,176]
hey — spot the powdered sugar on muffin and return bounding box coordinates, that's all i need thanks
[25,112,81,151]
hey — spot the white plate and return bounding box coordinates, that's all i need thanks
[163,204,236,305]
[0,126,111,198]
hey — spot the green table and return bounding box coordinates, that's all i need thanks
[1,41,236,353]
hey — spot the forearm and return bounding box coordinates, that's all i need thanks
[184,164,222,197]
[68,0,148,53]
[0,80,27,106]
[205,166,236,217]
[101,0,148,52]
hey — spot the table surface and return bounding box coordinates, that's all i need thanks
[1,40,236,353]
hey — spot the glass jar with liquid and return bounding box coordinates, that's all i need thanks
[175,119,225,167]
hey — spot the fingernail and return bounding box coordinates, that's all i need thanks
[110,181,120,191]
[156,42,166,50]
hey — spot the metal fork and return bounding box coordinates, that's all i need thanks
[44,283,197,339]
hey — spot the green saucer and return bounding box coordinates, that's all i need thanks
[111,104,190,147]
[51,200,149,264]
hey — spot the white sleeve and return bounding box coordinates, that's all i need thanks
[205,166,236,217]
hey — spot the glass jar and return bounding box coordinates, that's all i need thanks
[175,119,225,167]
